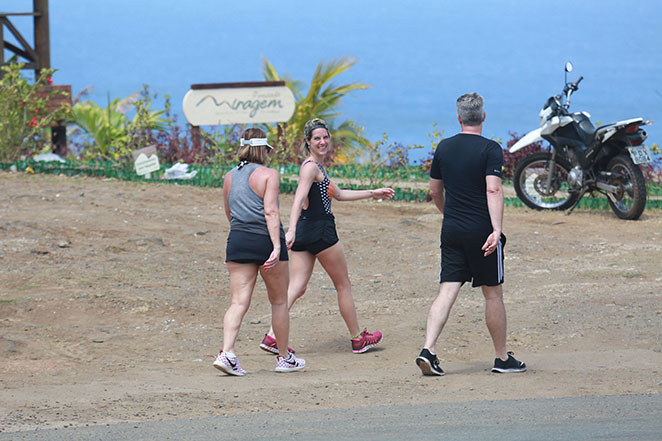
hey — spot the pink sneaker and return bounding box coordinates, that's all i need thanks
[213,351,246,376]
[275,353,306,373]
[259,334,295,355]
[351,328,383,353]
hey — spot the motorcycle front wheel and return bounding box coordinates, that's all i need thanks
[605,154,646,220]
[513,152,579,210]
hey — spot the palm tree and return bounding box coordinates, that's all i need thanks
[261,56,370,164]
[71,88,169,161]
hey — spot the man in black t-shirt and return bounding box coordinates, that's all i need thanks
[415,93,526,376]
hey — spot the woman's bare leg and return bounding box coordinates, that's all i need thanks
[316,242,360,336]
[267,250,316,338]
[223,262,258,353]
[260,261,290,358]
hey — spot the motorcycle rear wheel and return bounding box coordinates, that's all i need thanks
[513,152,579,210]
[605,154,646,220]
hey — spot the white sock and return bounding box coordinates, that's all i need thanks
[224,351,237,359]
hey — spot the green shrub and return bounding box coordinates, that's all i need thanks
[71,85,169,162]
[0,63,71,161]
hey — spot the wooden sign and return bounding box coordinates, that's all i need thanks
[182,81,295,126]
[42,85,72,113]
[34,84,72,125]
[132,146,160,176]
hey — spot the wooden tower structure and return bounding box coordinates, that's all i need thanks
[1,1,71,156]
[1,0,50,77]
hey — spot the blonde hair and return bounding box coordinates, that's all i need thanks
[238,127,270,164]
[301,118,330,155]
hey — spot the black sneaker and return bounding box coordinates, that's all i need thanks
[416,348,445,376]
[491,352,526,373]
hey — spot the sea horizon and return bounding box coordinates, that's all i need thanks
[2,0,660,163]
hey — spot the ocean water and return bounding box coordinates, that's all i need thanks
[3,0,661,163]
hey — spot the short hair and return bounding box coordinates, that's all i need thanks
[301,118,330,154]
[456,93,484,127]
[238,127,270,164]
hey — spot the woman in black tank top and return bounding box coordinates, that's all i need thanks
[261,119,395,355]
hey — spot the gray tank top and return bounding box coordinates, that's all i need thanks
[228,163,283,237]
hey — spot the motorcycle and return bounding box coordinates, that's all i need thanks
[510,62,653,220]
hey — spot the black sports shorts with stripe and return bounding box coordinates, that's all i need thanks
[439,230,506,287]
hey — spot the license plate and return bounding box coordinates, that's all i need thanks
[628,146,652,165]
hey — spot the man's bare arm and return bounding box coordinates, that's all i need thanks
[482,175,503,256]
[429,178,445,213]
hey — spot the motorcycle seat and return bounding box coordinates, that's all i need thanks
[594,117,643,143]
[593,123,616,142]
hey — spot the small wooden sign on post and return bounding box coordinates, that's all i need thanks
[35,84,72,156]
[132,146,160,178]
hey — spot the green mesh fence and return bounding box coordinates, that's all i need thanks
[0,159,229,188]
[1,160,660,209]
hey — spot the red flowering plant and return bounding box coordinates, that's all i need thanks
[641,143,662,185]
[148,94,243,166]
[0,63,71,162]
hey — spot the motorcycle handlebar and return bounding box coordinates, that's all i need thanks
[568,76,584,91]
[557,72,584,112]
[562,76,584,109]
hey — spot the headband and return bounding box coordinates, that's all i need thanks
[303,118,330,140]
[309,124,328,134]
[240,138,273,149]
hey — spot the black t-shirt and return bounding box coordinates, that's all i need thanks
[430,133,503,233]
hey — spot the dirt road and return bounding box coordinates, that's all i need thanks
[1,172,660,432]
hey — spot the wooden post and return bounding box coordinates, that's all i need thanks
[37,84,72,156]
[0,19,4,66]
[51,126,67,156]
[33,0,50,76]
[191,125,201,150]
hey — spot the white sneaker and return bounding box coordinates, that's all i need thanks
[213,351,246,376]
[274,353,306,373]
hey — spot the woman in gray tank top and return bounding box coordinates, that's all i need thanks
[213,128,305,376]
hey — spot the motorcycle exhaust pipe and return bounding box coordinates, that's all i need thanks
[596,182,619,193]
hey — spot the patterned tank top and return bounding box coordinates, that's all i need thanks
[301,160,334,218]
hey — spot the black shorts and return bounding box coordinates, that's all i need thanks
[440,230,506,287]
[225,229,288,265]
[290,217,339,255]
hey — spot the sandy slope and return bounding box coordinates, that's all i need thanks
[0,172,660,432]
